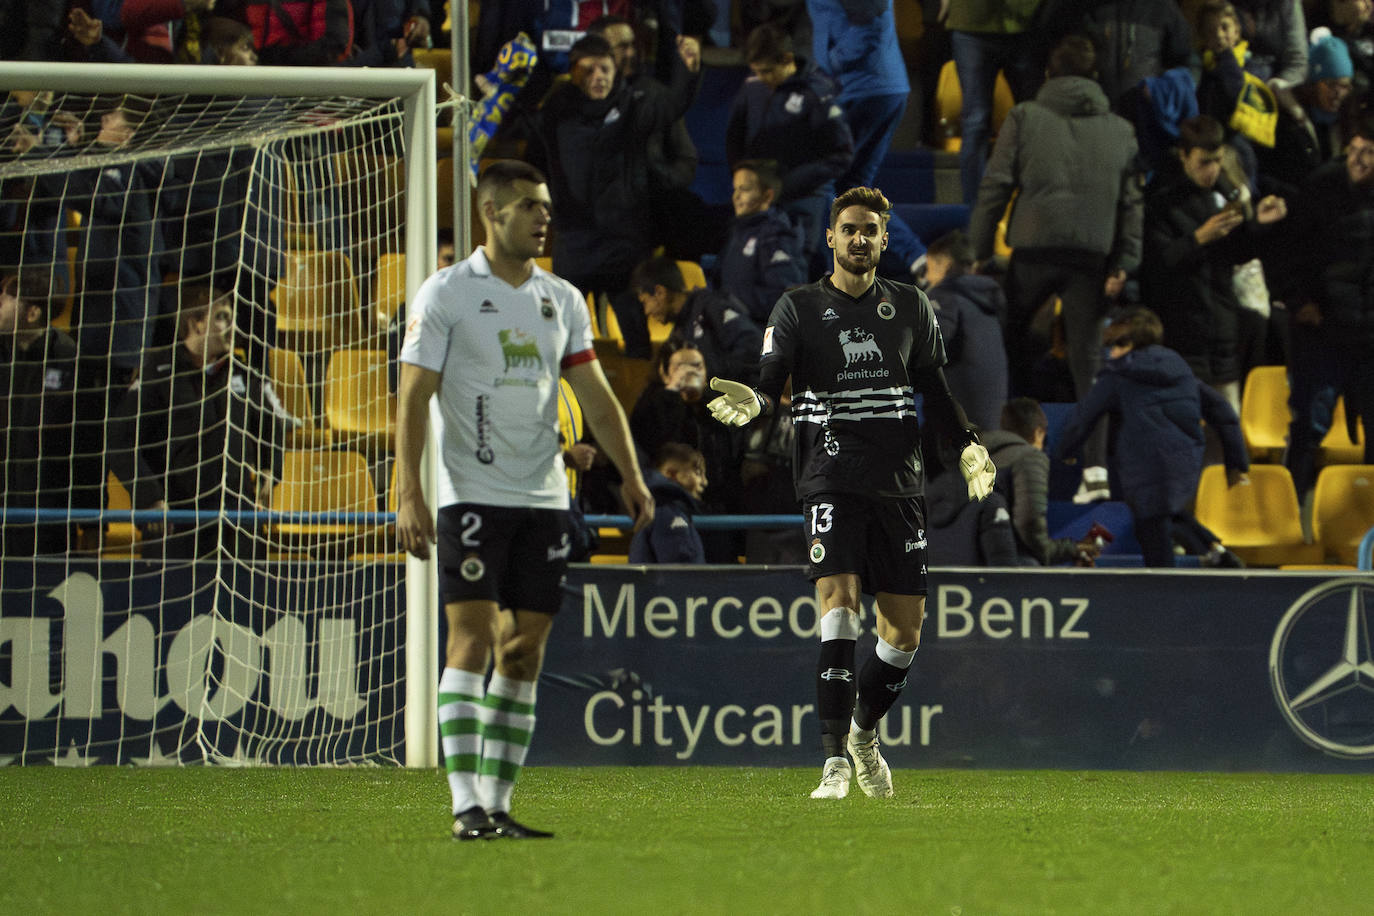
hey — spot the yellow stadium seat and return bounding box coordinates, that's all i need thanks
[933,60,1016,153]
[374,252,407,325]
[1240,365,1291,462]
[677,259,707,291]
[102,472,141,557]
[1311,465,1374,565]
[270,250,362,352]
[1194,464,1322,566]
[558,378,584,497]
[269,449,379,546]
[267,347,331,449]
[323,349,396,453]
[1320,398,1367,465]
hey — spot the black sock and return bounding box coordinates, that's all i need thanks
[854,652,913,732]
[816,638,857,758]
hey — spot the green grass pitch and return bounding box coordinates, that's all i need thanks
[3,766,1372,914]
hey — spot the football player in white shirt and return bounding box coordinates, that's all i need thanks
[395,160,653,840]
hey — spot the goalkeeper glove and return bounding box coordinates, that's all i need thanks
[959,442,996,502]
[707,377,762,426]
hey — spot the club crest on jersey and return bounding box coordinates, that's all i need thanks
[460,555,486,582]
[540,297,555,319]
[810,539,826,563]
[499,328,543,372]
[840,328,881,365]
[877,299,895,320]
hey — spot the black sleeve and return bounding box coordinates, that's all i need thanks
[913,365,977,465]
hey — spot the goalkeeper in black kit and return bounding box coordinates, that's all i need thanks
[707,186,996,799]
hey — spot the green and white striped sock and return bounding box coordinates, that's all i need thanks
[477,674,537,814]
[438,667,485,816]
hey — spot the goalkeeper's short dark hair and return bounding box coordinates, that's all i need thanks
[830,186,892,228]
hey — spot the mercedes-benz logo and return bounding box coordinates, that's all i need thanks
[1269,578,1374,759]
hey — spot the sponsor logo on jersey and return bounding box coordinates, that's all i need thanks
[839,328,882,366]
[480,299,499,313]
[819,667,852,682]
[475,394,495,464]
[498,328,543,372]
[460,555,486,581]
[905,536,927,553]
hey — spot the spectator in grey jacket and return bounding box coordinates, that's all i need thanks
[970,34,1144,504]
[983,397,1100,566]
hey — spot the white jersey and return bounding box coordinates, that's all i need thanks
[400,247,595,510]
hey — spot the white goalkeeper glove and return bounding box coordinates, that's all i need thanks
[707,377,762,426]
[959,442,996,502]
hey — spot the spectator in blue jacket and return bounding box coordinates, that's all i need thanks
[715,159,806,325]
[727,23,854,277]
[924,228,1008,432]
[1054,307,1250,568]
[629,441,708,564]
[807,0,927,280]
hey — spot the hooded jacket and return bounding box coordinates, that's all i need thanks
[717,208,806,325]
[970,75,1142,272]
[1054,345,1248,518]
[929,272,1009,432]
[628,469,705,563]
[925,467,1018,567]
[982,428,1080,565]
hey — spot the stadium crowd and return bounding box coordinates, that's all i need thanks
[3,0,1374,568]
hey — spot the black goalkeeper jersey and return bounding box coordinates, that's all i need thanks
[757,275,951,500]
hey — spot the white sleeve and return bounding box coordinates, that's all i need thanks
[399,273,453,372]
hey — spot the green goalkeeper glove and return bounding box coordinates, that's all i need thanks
[707,377,762,426]
[959,442,996,501]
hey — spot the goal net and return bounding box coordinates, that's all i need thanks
[0,63,441,767]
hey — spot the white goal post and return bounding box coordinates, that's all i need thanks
[0,62,445,767]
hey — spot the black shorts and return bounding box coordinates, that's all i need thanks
[436,503,572,612]
[800,492,928,596]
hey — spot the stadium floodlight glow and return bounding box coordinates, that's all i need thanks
[0,62,444,767]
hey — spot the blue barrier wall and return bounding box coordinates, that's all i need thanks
[3,561,1372,771]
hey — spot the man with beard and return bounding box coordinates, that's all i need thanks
[706,185,996,800]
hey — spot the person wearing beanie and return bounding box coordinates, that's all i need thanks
[1254,28,1356,194]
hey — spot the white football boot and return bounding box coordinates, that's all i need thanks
[846,731,894,798]
[809,756,852,799]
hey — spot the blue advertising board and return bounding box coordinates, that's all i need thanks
[531,566,1374,772]
[3,560,1372,771]
[0,559,405,766]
